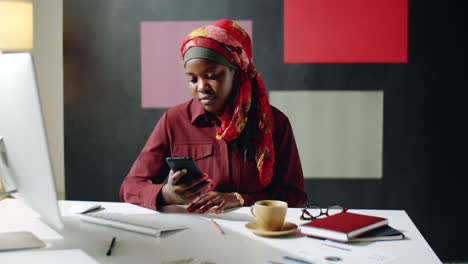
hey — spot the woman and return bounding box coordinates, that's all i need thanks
[120,19,307,212]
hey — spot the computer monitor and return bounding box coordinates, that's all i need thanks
[0,52,63,231]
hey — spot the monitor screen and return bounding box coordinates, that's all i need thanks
[0,52,63,230]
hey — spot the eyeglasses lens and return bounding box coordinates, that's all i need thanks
[327,204,344,216]
[306,204,322,218]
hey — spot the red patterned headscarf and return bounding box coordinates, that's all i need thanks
[180,19,275,187]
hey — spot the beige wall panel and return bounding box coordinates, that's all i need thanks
[32,0,64,198]
[269,91,383,179]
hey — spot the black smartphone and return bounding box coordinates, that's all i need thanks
[165,156,202,184]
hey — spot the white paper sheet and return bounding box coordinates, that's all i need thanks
[0,249,100,264]
[294,241,398,264]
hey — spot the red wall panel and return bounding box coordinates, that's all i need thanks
[284,0,408,63]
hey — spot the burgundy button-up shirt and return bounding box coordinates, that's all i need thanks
[120,99,308,210]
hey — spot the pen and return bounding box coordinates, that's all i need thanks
[210,218,225,235]
[282,256,315,264]
[321,242,351,252]
[267,256,316,264]
[106,237,116,256]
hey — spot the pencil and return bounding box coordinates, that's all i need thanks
[106,237,116,256]
[210,218,225,235]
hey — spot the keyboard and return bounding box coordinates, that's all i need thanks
[79,209,188,236]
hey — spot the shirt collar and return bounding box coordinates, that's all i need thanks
[189,98,220,126]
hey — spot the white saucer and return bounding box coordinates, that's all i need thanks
[245,221,298,237]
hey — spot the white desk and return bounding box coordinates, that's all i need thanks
[0,198,441,264]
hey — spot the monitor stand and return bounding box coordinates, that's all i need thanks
[0,231,46,251]
[0,136,16,197]
[0,136,6,167]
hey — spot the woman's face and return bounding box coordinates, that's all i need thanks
[185,58,236,116]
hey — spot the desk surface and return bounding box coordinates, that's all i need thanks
[0,199,441,264]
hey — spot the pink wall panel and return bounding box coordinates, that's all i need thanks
[284,0,408,63]
[141,20,252,108]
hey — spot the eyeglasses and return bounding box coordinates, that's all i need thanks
[300,204,348,221]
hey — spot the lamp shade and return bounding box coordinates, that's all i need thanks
[0,0,33,52]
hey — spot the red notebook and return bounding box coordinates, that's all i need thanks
[300,212,388,242]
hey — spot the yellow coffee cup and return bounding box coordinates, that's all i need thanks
[250,200,288,231]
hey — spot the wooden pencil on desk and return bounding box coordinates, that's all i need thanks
[210,218,225,235]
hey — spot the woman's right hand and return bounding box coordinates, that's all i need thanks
[160,169,212,205]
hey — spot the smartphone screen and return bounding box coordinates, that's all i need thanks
[165,157,202,184]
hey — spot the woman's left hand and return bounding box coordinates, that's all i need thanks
[187,191,241,213]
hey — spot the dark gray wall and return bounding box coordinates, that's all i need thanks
[63,0,466,261]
